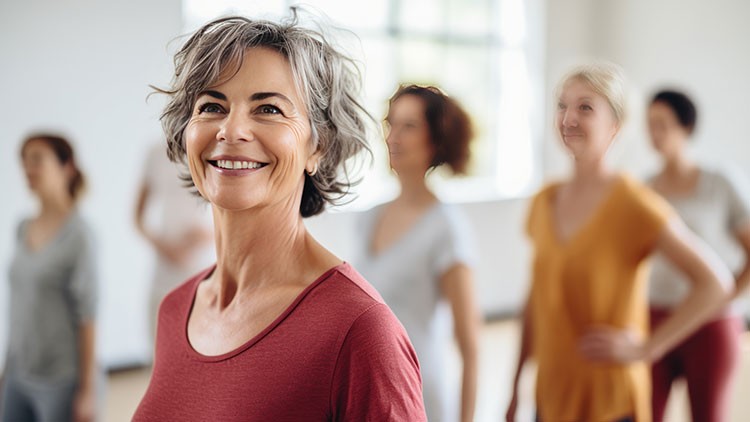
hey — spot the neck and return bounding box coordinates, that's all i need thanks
[571,155,614,188]
[396,171,436,206]
[663,151,695,178]
[208,193,326,308]
[38,192,74,220]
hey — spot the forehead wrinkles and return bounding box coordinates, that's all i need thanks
[203,48,308,113]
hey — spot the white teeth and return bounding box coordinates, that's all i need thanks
[215,160,263,170]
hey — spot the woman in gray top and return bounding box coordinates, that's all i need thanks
[355,85,481,422]
[2,134,98,422]
[647,90,750,421]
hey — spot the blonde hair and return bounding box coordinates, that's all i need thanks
[557,62,627,127]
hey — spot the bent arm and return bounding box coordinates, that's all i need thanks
[134,182,150,238]
[731,223,750,300]
[645,219,731,361]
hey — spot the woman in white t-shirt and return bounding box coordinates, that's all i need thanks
[646,89,750,422]
[355,85,481,422]
[134,142,215,346]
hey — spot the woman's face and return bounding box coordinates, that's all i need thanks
[21,140,71,199]
[184,47,317,213]
[648,101,689,160]
[555,78,620,162]
[384,94,434,175]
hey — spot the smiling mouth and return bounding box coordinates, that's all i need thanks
[208,159,269,170]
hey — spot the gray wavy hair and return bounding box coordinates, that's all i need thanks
[154,12,372,217]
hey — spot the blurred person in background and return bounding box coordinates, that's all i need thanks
[506,63,730,422]
[134,141,214,351]
[355,84,481,422]
[646,89,750,422]
[2,134,99,422]
[132,14,426,421]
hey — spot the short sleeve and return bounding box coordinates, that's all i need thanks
[720,167,750,231]
[625,177,676,254]
[525,191,544,238]
[68,223,98,322]
[330,304,426,422]
[433,206,477,276]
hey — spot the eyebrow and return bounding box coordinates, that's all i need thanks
[197,90,227,101]
[196,90,294,106]
[558,97,594,104]
[250,92,293,104]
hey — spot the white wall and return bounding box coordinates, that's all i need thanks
[0,0,183,368]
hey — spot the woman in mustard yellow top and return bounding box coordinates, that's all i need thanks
[505,63,731,422]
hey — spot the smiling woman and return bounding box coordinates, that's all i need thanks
[132,14,426,422]
[506,63,732,422]
[184,47,316,214]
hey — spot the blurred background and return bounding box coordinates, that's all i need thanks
[2,0,749,420]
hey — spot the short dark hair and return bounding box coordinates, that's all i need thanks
[154,13,372,217]
[651,90,697,134]
[20,133,86,202]
[389,85,473,174]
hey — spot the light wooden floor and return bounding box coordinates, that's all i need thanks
[105,320,750,421]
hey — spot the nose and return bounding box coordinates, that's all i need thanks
[561,109,578,128]
[216,109,254,143]
[385,127,399,147]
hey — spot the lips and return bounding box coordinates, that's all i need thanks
[210,159,266,170]
[206,156,269,173]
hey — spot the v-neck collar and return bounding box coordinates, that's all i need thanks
[21,212,77,256]
[366,202,441,259]
[545,176,623,249]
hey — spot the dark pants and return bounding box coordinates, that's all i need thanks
[650,308,743,422]
[0,373,77,422]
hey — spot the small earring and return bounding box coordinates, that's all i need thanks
[307,162,318,177]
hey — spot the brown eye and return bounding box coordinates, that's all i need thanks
[259,105,281,114]
[198,103,224,114]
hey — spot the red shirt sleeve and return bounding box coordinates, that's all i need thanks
[329,303,427,421]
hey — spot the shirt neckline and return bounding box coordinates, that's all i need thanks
[182,262,349,362]
[366,201,443,259]
[544,175,624,249]
[21,211,78,256]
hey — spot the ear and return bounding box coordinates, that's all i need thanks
[62,161,76,179]
[609,120,622,142]
[305,150,323,175]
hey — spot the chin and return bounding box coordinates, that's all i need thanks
[205,190,263,212]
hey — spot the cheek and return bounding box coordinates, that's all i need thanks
[183,122,213,187]
[287,123,313,161]
[592,117,615,137]
[42,164,69,188]
[185,121,209,154]
[405,129,432,155]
